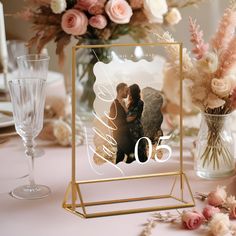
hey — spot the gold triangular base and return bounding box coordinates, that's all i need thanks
[62,172,195,218]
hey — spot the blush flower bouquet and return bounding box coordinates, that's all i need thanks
[19,0,202,63]
[156,1,236,178]
[18,0,203,108]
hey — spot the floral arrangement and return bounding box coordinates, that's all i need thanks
[157,0,236,113]
[140,186,236,236]
[156,1,236,173]
[18,0,204,110]
[19,0,203,64]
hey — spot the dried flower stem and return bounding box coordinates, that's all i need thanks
[211,7,236,53]
[199,114,233,170]
[216,36,236,77]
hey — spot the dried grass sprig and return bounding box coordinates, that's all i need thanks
[140,212,181,236]
[216,36,236,77]
[211,7,236,53]
[154,31,194,78]
[155,32,180,64]
[189,17,209,59]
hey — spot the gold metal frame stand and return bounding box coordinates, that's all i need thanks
[62,42,195,218]
[63,172,195,218]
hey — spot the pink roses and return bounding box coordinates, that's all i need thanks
[105,0,133,24]
[61,0,134,36]
[182,210,204,230]
[74,0,98,11]
[207,186,227,207]
[89,15,107,29]
[61,9,88,36]
[182,206,221,230]
[202,205,220,220]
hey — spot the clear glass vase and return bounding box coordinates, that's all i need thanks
[195,113,235,179]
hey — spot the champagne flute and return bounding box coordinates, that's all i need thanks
[8,54,51,199]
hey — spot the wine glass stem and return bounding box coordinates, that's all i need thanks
[24,138,36,188]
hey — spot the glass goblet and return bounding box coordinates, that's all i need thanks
[8,54,51,199]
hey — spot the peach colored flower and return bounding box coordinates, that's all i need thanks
[202,205,220,220]
[61,9,88,36]
[165,8,182,25]
[226,195,236,206]
[211,77,232,98]
[130,0,143,9]
[182,210,204,230]
[89,15,107,29]
[209,213,230,236]
[105,0,133,24]
[74,0,98,11]
[207,186,227,207]
[88,2,105,15]
[205,92,226,109]
[198,52,218,73]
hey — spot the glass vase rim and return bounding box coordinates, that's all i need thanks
[201,112,232,117]
[17,54,50,62]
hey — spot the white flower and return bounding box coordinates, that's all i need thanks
[211,77,232,98]
[51,0,67,14]
[226,195,236,207]
[143,0,168,23]
[53,119,71,146]
[205,92,225,109]
[165,8,182,25]
[197,52,218,73]
[216,186,227,201]
[209,213,230,236]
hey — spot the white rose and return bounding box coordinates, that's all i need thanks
[197,52,218,73]
[211,77,232,98]
[165,8,182,25]
[205,92,225,109]
[209,213,230,236]
[51,0,67,14]
[143,0,168,23]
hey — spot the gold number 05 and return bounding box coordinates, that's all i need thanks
[134,135,172,165]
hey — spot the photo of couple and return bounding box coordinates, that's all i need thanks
[109,83,148,164]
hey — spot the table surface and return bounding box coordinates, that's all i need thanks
[1,136,236,236]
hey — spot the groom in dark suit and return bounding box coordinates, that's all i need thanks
[109,83,133,164]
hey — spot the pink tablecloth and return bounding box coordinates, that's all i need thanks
[0,137,236,236]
